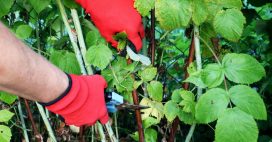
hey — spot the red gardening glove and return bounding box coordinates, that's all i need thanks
[75,0,145,52]
[45,74,108,126]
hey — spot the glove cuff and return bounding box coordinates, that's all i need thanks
[39,73,72,106]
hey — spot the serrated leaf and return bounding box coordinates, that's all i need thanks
[217,0,243,9]
[155,0,192,30]
[195,88,229,123]
[215,108,258,142]
[134,80,143,89]
[192,0,208,25]
[184,71,207,88]
[28,0,51,14]
[49,50,81,74]
[222,53,266,84]
[139,67,157,82]
[16,25,33,39]
[0,0,14,18]
[145,128,157,142]
[229,85,267,120]
[143,117,159,129]
[171,89,183,103]
[0,92,17,105]
[256,3,272,20]
[213,9,246,42]
[202,64,224,88]
[86,31,100,48]
[178,110,195,125]
[164,101,180,122]
[0,125,12,142]
[140,98,164,121]
[86,44,112,70]
[147,81,163,101]
[0,110,14,122]
[134,0,155,17]
[179,90,195,113]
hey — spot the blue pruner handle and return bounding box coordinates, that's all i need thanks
[105,92,124,113]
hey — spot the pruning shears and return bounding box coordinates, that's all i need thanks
[105,92,149,113]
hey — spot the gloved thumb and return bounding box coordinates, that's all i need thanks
[128,35,143,52]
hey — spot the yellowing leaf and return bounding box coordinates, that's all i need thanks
[140,98,164,121]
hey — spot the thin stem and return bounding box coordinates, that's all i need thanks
[185,25,203,142]
[97,123,106,142]
[56,0,87,75]
[151,9,156,65]
[17,100,30,142]
[199,37,221,65]
[185,124,196,142]
[23,99,42,141]
[70,9,93,75]
[114,113,119,140]
[194,26,203,99]
[36,102,57,142]
[105,122,118,142]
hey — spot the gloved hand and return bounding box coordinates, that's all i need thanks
[43,74,108,126]
[75,0,145,52]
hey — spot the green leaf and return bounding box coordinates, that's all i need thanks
[229,85,267,120]
[15,25,33,39]
[195,88,229,123]
[164,101,180,122]
[147,81,163,101]
[143,117,159,129]
[256,3,272,20]
[0,110,14,122]
[222,53,266,84]
[139,67,157,82]
[86,44,112,70]
[213,9,246,42]
[63,0,80,9]
[202,64,224,88]
[134,80,143,89]
[178,110,195,125]
[113,32,128,51]
[179,90,196,113]
[86,31,100,48]
[192,0,208,25]
[145,128,157,142]
[217,0,243,9]
[0,125,12,142]
[0,92,17,105]
[0,0,14,18]
[171,89,183,103]
[140,98,164,121]
[28,0,51,14]
[134,0,155,17]
[184,71,207,88]
[155,0,192,30]
[50,50,81,74]
[215,108,258,142]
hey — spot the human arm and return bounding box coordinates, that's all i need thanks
[0,22,68,103]
[0,22,108,126]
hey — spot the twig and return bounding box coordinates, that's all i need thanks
[55,0,87,75]
[18,100,30,142]
[151,9,156,65]
[71,9,93,75]
[97,123,106,142]
[36,102,57,142]
[23,99,42,142]
[168,31,195,142]
[184,25,203,142]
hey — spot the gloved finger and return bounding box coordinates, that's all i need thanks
[128,34,143,52]
[139,24,145,39]
[99,113,109,124]
[89,75,108,88]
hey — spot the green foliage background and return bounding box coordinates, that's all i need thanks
[0,0,272,141]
